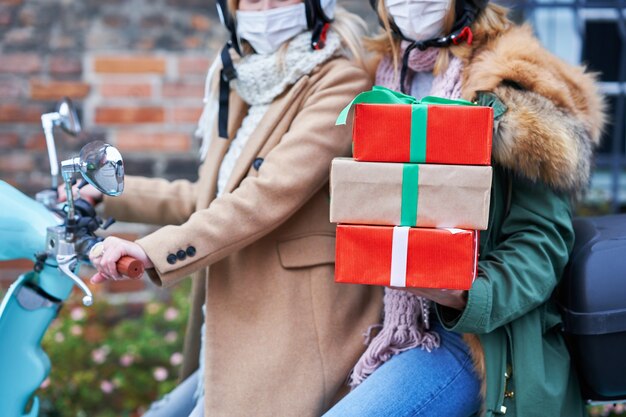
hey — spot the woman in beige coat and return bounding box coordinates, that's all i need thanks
[77,0,382,415]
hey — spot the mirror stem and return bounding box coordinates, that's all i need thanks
[41,113,60,190]
[61,158,80,224]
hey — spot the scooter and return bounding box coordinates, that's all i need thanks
[0,99,144,417]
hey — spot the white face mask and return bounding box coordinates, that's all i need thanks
[236,3,308,55]
[386,0,451,42]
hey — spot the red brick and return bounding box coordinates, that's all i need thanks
[116,131,191,152]
[171,107,203,123]
[0,104,44,123]
[30,80,91,101]
[24,132,46,150]
[0,259,32,269]
[4,28,35,47]
[183,36,203,50]
[0,9,12,26]
[0,0,23,6]
[93,56,166,74]
[100,83,152,98]
[49,56,82,76]
[178,57,211,76]
[0,153,35,171]
[0,133,19,148]
[190,15,211,31]
[162,81,203,99]
[0,53,41,74]
[0,260,33,288]
[95,107,164,124]
[0,79,24,98]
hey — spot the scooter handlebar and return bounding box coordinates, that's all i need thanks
[117,256,144,279]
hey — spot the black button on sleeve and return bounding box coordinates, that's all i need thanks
[252,158,264,171]
[166,254,177,265]
[186,246,196,257]
[176,250,187,260]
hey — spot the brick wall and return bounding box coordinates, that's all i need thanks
[0,0,231,196]
[0,0,376,290]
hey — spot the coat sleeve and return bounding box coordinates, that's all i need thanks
[103,176,198,226]
[436,177,575,334]
[136,62,371,287]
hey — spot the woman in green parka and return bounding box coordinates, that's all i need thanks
[324,1,606,416]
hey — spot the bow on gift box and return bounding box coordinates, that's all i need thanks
[336,85,475,126]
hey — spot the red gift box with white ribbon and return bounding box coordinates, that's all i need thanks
[335,224,478,290]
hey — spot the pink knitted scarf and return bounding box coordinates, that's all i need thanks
[349,43,465,388]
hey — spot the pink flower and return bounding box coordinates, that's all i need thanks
[100,380,115,394]
[164,331,177,343]
[120,354,135,367]
[170,352,183,366]
[164,307,179,322]
[91,346,110,364]
[70,307,86,321]
[40,377,50,389]
[70,325,83,336]
[54,332,65,343]
[153,367,168,381]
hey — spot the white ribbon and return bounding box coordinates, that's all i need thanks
[390,226,410,287]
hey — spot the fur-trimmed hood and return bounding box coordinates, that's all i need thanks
[461,25,606,194]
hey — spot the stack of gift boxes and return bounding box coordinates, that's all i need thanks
[331,87,494,290]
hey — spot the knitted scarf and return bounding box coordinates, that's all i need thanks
[349,43,465,388]
[195,30,342,161]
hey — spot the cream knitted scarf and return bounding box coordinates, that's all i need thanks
[195,30,342,162]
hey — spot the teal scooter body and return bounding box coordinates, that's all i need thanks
[0,180,72,416]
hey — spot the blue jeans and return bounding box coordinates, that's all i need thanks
[142,370,204,417]
[323,323,481,417]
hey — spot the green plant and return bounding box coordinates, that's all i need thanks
[32,280,191,417]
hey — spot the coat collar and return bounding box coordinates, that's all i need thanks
[197,74,310,205]
[223,76,308,194]
[461,25,606,194]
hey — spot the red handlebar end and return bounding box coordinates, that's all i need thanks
[116,256,145,279]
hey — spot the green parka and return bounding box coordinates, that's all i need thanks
[435,24,606,417]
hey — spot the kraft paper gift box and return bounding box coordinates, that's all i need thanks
[335,224,478,290]
[336,86,493,165]
[330,158,492,230]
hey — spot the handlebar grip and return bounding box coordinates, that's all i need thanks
[116,256,145,279]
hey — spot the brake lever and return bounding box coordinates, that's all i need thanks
[56,254,94,306]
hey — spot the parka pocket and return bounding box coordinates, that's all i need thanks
[277,233,336,269]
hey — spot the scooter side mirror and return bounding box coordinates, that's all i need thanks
[56,98,81,135]
[77,141,124,196]
[60,141,124,224]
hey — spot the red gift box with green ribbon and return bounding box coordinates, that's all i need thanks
[336,86,493,165]
[335,224,478,290]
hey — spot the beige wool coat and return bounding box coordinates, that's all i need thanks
[103,57,383,416]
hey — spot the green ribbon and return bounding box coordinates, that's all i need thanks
[337,86,476,163]
[336,85,475,126]
[401,164,419,226]
[336,86,418,126]
[411,106,428,163]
